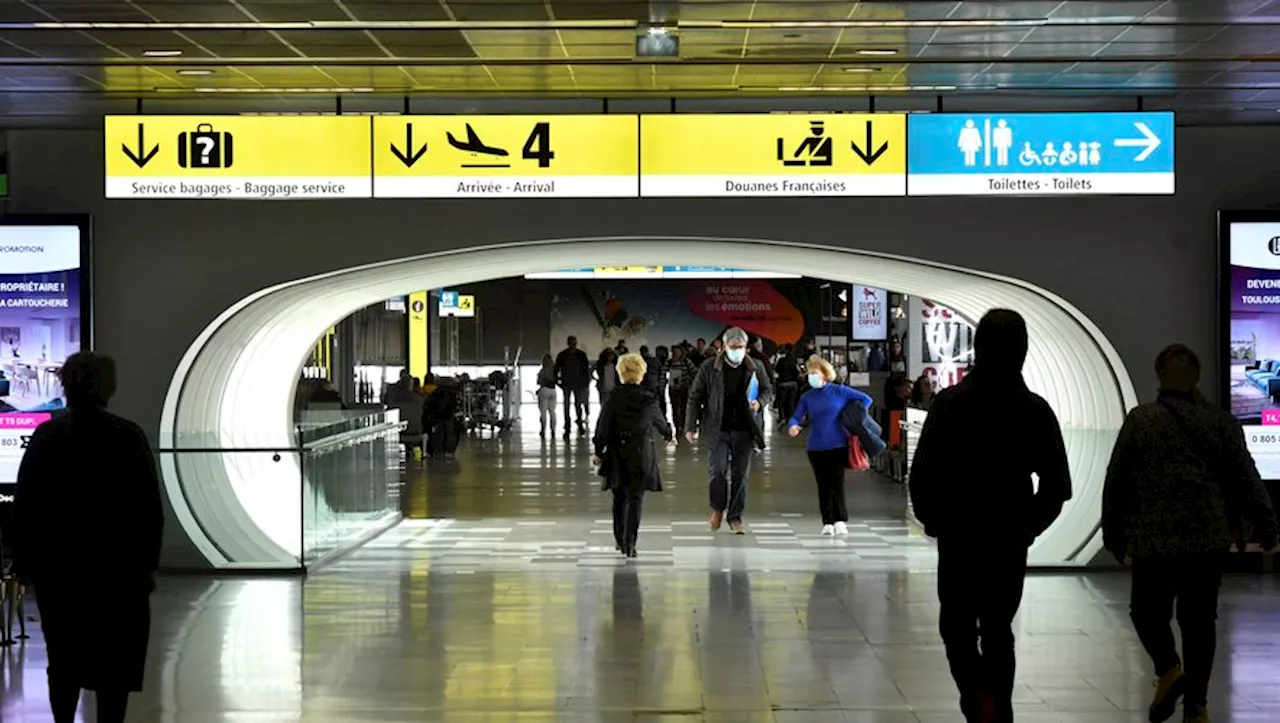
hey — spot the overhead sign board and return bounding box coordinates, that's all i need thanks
[439,291,475,318]
[105,116,372,199]
[640,114,906,197]
[373,115,638,198]
[906,112,1174,196]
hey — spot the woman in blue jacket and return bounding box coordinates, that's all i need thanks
[788,356,874,536]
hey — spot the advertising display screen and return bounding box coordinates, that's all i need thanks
[851,285,888,340]
[1220,213,1280,479]
[0,218,91,493]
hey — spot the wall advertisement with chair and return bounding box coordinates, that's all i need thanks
[0,219,91,490]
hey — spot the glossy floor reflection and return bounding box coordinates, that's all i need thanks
[2,408,1279,722]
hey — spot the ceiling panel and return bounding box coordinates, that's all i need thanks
[342,1,451,22]
[272,30,384,57]
[445,0,549,22]
[131,1,249,23]
[372,30,479,58]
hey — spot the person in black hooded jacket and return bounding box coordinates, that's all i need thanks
[908,309,1071,723]
[593,353,673,558]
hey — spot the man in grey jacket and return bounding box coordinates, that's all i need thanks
[685,327,774,534]
[1104,344,1277,723]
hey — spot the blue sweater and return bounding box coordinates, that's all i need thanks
[789,384,874,451]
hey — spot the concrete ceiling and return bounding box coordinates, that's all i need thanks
[1,1,1280,124]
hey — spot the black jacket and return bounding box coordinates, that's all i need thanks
[555,347,591,389]
[12,408,163,587]
[594,384,672,492]
[685,352,774,447]
[908,369,1071,542]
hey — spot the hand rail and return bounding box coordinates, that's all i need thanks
[302,420,406,453]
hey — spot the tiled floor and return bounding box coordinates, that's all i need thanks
[2,409,1279,721]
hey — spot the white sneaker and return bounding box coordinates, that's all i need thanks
[821,525,836,536]
[834,521,849,536]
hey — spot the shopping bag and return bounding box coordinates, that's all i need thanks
[847,436,870,471]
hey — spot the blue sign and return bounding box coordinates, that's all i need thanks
[907,112,1174,196]
[439,290,458,309]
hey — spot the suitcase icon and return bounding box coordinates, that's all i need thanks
[178,123,234,169]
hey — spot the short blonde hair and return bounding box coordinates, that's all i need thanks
[616,352,648,384]
[806,355,836,382]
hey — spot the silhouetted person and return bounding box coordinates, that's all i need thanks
[11,352,163,723]
[554,336,591,439]
[1104,344,1278,723]
[593,353,672,558]
[909,310,1071,723]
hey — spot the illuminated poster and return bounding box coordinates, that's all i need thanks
[851,285,888,341]
[1222,216,1280,478]
[908,297,974,391]
[0,221,89,489]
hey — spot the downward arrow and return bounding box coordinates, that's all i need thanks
[1113,121,1162,162]
[121,123,159,168]
[390,123,427,167]
[850,120,889,165]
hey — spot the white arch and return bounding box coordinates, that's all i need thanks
[159,237,1136,569]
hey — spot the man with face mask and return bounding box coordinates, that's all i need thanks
[685,327,774,534]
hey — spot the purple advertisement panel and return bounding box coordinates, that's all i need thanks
[0,222,88,490]
[1224,220,1280,479]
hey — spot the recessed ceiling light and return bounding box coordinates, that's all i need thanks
[842,67,879,73]
[177,68,214,76]
[857,49,898,56]
[143,49,183,57]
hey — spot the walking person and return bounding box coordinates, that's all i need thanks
[593,353,673,558]
[554,336,591,439]
[654,346,671,421]
[667,345,697,433]
[787,356,878,536]
[595,348,619,407]
[535,353,558,439]
[1103,344,1278,723]
[11,352,163,723]
[685,327,774,534]
[908,310,1072,723]
[774,344,800,427]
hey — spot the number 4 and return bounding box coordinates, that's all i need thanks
[522,122,554,168]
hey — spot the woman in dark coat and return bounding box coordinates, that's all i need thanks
[11,352,163,723]
[593,352,673,558]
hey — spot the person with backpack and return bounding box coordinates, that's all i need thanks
[1103,344,1278,723]
[535,353,558,439]
[593,353,673,558]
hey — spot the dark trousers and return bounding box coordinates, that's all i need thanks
[709,430,754,522]
[807,447,848,524]
[937,539,1029,723]
[612,485,645,550]
[1130,551,1226,708]
[562,385,588,432]
[671,387,690,432]
[777,382,799,425]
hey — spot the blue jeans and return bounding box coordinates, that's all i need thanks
[709,430,754,522]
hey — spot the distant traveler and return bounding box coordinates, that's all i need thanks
[685,327,774,534]
[638,345,662,397]
[536,353,558,439]
[423,379,462,459]
[749,337,776,383]
[867,343,887,373]
[774,344,800,427]
[614,340,629,356]
[689,338,708,367]
[1103,344,1278,723]
[888,339,907,375]
[593,353,673,558]
[787,356,877,536]
[654,346,671,420]
[596,348,619,407]
[910,373,936,410]
[383,368,414,405]
[667,345,697,432]
[554,336,591,439]
[908,309,1072,723]
[11,352,163,723]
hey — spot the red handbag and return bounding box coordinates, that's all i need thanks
[847,436,870,471]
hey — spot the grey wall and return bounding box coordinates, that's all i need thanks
[3,125,1277,563]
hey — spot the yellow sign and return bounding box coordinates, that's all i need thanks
[105,116,372,199]
[594,266,663,277]
[457,295,476,316]
[372,115,638,198]
[640,114,906,197]
[407,292,428,383]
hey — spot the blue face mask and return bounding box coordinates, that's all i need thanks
[808,373,825,388]
[725,347,746,364]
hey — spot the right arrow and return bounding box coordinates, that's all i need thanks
[390,123,427,167]
[850,120,889,165]
[1113,121,1161,162]
[121,122,159,168]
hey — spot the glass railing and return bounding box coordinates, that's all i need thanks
[160,410,404,571]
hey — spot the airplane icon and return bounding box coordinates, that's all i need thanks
[448,124,509,167]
